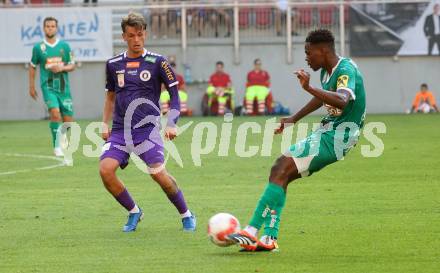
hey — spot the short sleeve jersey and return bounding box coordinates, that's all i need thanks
[30,39,74,93]
[320,57,366,129]
[105,50,180,131]
[412,91,436,108]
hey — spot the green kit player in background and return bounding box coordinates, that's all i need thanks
[29,17,75,157]
[228,29,366,252]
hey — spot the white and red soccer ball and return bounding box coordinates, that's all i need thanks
[207,213,241,247]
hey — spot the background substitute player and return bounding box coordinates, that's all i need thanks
[29,16,75,157]
[228,29,366,252]
[99,13,196,232]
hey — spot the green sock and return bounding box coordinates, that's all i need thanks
[49,121,61,148]
[249,183,286,231]
[263,189,286,238]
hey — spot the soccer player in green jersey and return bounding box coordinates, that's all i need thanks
[29,17,76,157]
[228,29,366,252]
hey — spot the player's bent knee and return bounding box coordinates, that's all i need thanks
[150,170,168,184]
[269,156,299,184]
[99,160,117,180]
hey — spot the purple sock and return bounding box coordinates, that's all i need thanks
[167,190,188,214]
[115,189,136,211]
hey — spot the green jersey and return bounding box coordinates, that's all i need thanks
[320,57,366,129]
[30,39,74,94]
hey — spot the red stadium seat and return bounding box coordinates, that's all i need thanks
[239,8,251,28]
[344,5,350,24]
[255,8,271,28]
[298,7,313,27]
[319,6,335,26]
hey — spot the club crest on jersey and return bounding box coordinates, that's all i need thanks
[40,43,46,52]
[117,73,125,87]
[140,70,151,82]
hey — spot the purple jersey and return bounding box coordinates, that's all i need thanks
[105,49,180,134]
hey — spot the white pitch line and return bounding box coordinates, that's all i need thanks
[0,153,65,176]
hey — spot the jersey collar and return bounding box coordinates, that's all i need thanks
[123,48,148,59]
[323,56,342,84]
[44,38,59,48]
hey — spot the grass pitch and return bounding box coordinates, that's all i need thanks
[0,114,439,273]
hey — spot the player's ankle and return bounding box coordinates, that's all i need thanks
[244,225,258,238]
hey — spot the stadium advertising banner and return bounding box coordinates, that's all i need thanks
[0,8,113,63]
[350,1,440,56]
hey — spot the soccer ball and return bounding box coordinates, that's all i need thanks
[207,213,240,247]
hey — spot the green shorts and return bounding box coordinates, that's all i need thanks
[42,89,74,117]
[160,90,188,103]
[206,86,234,105]
[245,85,269,102]
[286,125,360,177]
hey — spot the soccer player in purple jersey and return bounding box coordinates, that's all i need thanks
[99,13,196,232]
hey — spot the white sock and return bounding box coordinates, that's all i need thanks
[180,210,192,218]
[129,204,140,214]
[259,235,275,245]
[244,225,258,237]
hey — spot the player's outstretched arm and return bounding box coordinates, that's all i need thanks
[274,97,322,134]
[295,70,349,110]
[102,91,115,141]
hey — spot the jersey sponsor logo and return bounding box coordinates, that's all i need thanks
[140,70,151,82]
[127,70,138,76]
[45,57,63,69]
[117,73,125,88]
[324,103,342,117]
[144,56,157,63]
[337,75,349,88]
[126,62,140,68]
[116,69,125,74]
[161,61,174,81]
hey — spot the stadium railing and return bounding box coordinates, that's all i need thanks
[0,0,430,64]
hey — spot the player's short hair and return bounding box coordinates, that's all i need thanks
[254,58,261,65]
[121,12,147,33]
[421,83,428,88]
[305,29,335,50]
[216,61,224,67]
[43,17,58,27]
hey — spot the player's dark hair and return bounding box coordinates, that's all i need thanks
[305,29,335,50]
[43,17,58,27]
[254,58,261,65]
[121,12,147,33]
[421,83,428,88]
[216,61,224,67]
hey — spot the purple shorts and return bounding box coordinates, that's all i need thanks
[100,129,164,168]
